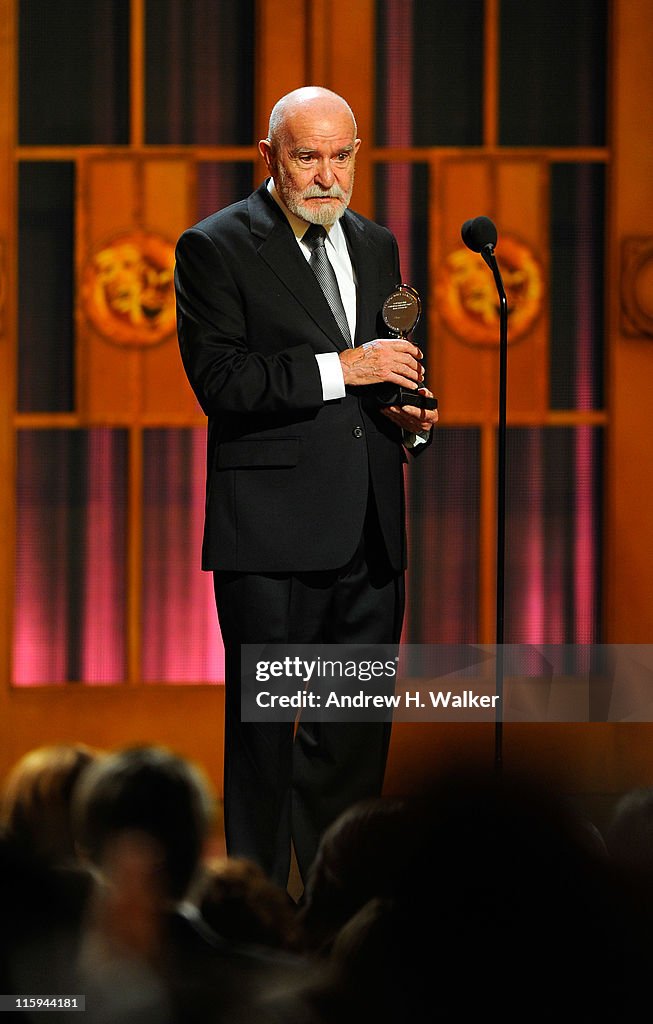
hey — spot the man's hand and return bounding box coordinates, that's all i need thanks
[380,388,439,434]
[339,338,424,389]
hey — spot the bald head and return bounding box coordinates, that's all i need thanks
[259,86,361,226]
[267,87,357,152]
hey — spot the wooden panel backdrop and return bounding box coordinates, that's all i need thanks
[1,0,653,834]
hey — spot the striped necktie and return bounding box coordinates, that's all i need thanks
[302,224,352,346]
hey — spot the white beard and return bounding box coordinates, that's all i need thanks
[275,166,354,226]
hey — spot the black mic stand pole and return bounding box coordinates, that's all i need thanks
[481,242,508,776]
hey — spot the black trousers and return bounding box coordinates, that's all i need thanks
[213,495,405,888]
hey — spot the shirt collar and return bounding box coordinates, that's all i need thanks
[267,178,347,256]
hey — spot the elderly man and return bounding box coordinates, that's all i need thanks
[174,86,437,891]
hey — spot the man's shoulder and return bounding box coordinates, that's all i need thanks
[185,195,251,239]
[178,183,284,251]
[343,207,396,244]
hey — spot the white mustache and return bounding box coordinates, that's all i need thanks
[302,186,345,199]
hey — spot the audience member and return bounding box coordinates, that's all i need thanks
[297,795,409,955]
[0,826,92,1019]
[603,785,653,980]
[604,785,653,878]
[5,740,653,1024]
[71,744,308,1023]
[2,742,99,866]
[0,745,100,1017]
[198,856,303,952]
[292,765,646,1023]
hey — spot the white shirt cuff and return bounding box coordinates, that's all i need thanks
[316,352,346,401]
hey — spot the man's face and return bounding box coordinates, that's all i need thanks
[260,102,361,226]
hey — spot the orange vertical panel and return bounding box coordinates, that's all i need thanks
[607,0,653,643]
[255,0,307,142]
[495,159,549,418]
[306,0,329,85]
[79,158,142,420]
[141,158,197,419]
[84,158,138,248]
[130,0,145,148]
[142,158,189,239]
[434,157,497,421]
[328,0,375,218]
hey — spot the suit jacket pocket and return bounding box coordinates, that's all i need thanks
[216,437,301,469]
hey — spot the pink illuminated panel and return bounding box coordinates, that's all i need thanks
[505,428,601,643]
[13,429,127,685]
[141,429,224,683]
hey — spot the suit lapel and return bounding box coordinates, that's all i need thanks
[248,184,350,353]
[341,210,381,347]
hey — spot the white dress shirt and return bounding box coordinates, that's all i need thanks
[268,180,348,400]
[267,180,428,446]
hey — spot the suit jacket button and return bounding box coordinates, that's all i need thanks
[352,426,363,438]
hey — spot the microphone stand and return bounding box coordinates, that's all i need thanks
[481,243,508,775]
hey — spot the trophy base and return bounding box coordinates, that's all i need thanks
[395,388,438,411]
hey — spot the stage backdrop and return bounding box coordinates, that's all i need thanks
[1,0,653,806]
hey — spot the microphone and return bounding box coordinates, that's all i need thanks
[461,215,497,252]
[461,216,499,273]
[461,215,498,259]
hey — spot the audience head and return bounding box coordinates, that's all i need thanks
[72,744,216,902]
[2,743,98,865]
[605,786,653,876]
[299,796,408,953]
[199,856,301,951]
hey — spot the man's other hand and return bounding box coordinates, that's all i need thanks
[380,388,438,433]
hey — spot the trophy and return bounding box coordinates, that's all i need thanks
[380,284,437,411]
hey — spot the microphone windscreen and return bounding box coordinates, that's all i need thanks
[461,216,498,252]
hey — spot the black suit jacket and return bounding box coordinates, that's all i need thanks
[174,181,426,574]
